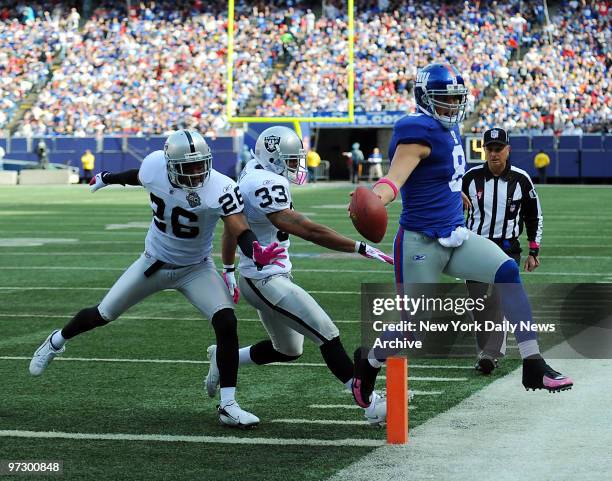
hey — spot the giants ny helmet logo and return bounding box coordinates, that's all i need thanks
[264,135,281,153]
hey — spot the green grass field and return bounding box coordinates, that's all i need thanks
[0,183,610,481]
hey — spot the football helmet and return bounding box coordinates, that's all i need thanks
[253,126,307,184]
[165,130,212,191]
[414,63,468,129]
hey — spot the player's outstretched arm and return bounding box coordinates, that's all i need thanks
[89,169,141,192]
[372,143,429,205]
[220,222,240,303]
[222,212,286,269]
[268,209,392,264]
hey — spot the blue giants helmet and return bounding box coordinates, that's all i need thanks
[414,63,469,129]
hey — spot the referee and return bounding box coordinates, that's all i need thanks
[462,127,542,374]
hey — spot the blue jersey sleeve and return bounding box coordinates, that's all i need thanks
[394,115,434,148]
[389,114,435,160]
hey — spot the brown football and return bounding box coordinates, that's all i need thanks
[348,186,388,243]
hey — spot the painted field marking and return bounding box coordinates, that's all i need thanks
[270,419,371,426]
[0,430,383,447]
[0,355,471,371]
[378,376,467,382]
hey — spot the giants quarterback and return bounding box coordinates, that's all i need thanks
[205,126,393,424]
[351,63,573,409]
[29,130,286,428]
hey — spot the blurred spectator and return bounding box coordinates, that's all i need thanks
[236,144,251,180]
[368,147,383,181]
[306,147,321,183]
[533,149,550,184]
[81,148,94,183]
[36,139,48,169]
[0,144,5,170]
[350,142,364,184]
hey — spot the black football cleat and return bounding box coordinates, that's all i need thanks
[474,353,498,375]
[522,358,573,393]
[352,347,381,408]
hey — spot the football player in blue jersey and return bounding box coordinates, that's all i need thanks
[351,63,573,409]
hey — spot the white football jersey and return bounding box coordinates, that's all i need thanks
[238,159,292,279]
[138,151,243,266]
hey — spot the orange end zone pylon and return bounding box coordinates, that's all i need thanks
[386,356,408,444]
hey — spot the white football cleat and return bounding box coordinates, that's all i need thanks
[218,401,260,428]
[29,330,65,376]
[364,391,387,426]
[205,345,219,398]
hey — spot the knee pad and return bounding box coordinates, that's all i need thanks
[211,308,238,337]
[494,259,521,284]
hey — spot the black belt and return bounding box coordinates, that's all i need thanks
[143,257,207,277]
[144,260,166,278]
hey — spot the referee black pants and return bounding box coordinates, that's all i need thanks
[466,240,522,359]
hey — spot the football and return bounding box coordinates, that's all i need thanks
[349,186,388,243]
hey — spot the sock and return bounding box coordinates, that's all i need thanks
[220,387,236,405]
[344,379,354,391]
[518,340,541,359]
[211,309,239,388]
[51,331,66,349]
[319,337,353,383]
[367,350,384,368]
[239,346,254,365]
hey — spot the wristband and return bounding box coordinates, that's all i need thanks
[355,241,366,255]
[223,264,235,272]
[528,241,539,257]
[373,178,398,201]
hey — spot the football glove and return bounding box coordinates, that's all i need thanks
[222,265,240,304]
[89,171,109,192]
[356,241,394,265]
[253,241,287,270]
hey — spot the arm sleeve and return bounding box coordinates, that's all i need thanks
[520,175,543,244]
[102,169,141,186]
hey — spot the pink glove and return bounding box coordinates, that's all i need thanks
[253,241,287,269]
[222,265,240,304]
[355,241,394,265]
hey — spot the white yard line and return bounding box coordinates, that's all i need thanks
[378,376,468,382]
[271,419,371,426]
[0,355,472,372]
[0,430,383,448]
[328,325,612,481]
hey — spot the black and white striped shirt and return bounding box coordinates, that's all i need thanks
[462,162,542,244]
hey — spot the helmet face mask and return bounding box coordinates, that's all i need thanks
[165,130,212,191]
[414,63,469,129]
[254,126,307,185]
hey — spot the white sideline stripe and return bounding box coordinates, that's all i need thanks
[341,390,442,396]
[0,287,360,294]
[0,356,327,368]
[0,355,472,371]
[0,430,383,448]
[378,376,468,382]
[310,404,417,411]
[0,313,361,324]
[271,419,371,426]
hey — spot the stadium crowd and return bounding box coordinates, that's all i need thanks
[472,0,610,134]
[0,1,78,129]
[2,0,610,136]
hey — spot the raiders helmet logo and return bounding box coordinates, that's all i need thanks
[491,130,499,139]
[187,191,201,208]
[264,135,281,153]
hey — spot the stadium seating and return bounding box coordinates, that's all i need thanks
[1,0,609,136]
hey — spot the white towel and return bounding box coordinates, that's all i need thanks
[438,226,470,248]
